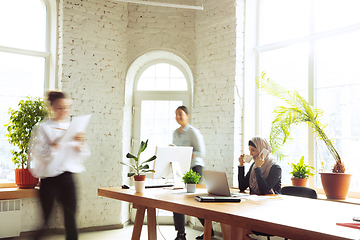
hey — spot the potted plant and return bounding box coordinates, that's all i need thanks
[289,156,315,187]
[182,169,201,193]
[256,72,351,199]
[120,139,156,193]
[4,96,49,189]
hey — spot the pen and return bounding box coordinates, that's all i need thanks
[54,127,66,130]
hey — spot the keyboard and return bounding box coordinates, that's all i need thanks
[145,184,174,189]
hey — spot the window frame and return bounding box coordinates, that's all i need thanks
[0,0,57,187]
[249,0,360,197]
[131,59,192,223]
[132,59,192,151]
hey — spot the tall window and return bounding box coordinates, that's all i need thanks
[0,0,52,183]
[131,60,192,223]
[133,62,191,162]
[256,0,360,191]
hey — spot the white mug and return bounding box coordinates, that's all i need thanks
[244,154,253,163]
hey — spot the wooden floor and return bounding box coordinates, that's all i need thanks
[8,224,287,240]
[12,225,222,240]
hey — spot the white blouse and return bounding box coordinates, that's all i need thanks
[29,119,91,178]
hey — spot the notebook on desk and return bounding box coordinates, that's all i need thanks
[195,170,243,202]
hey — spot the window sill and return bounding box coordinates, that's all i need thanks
[0,187,39,200]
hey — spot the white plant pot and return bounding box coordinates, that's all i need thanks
[186,183,196,193]
[134,180,145,193]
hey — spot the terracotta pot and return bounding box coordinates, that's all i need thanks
[134,175,146,181]
[291,177,308,187]
[15,169,39,189]
[134,175,146,193]
[320,172,352,200]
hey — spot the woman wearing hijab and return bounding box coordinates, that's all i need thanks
[229,136,281,240]
[238,136,281,195]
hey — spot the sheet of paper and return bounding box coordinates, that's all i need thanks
[59,114,92,144]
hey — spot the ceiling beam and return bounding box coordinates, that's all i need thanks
[114,0,203,10]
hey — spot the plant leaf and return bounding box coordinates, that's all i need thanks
[142,155,157,164]
[137,139,148,156]
[126,153,137,159]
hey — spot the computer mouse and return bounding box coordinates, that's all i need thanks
[122,184,130,189]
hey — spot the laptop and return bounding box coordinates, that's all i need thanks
[195,170,243,202]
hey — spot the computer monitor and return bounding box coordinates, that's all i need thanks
[152,146,193,188]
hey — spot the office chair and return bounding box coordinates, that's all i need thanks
[252,186,317,240]
[281,186,318,199]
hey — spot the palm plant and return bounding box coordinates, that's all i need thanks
[256,72,345,173]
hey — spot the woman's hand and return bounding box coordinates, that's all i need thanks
[74,132,86,143]
[254,153,265,168]
[74,132,86,151]
[238,154,245,166]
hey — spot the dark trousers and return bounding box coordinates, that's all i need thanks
[173,165,207,232]
[33,172,78,240]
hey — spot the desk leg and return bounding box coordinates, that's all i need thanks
[220,223,230,240]
[203,219,212,240]
[147,207,157,240]
[131,205,146,240]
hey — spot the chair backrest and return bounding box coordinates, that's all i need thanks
[281,186,318,199]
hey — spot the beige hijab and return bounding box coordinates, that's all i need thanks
[249,136,276,194]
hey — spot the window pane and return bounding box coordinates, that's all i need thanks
[156,63,170,78]
[314,0,360,33]
[137,63,188,91]
[0,52,45,183]
[170,78,187,91]
[140,100,182,162]
[316,31,360,190]
[0,0,46,52]
[260,44,309,185]
[261,0,310,45]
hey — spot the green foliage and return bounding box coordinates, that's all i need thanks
[255,72,344,173]
[182,169,201,184]
[289,156,315,179]
[4,96,49,169]
[120,139,156,177]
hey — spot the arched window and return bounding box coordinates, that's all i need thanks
[137,63,188,91]
[133,60,192,162]
[0,0,56,183]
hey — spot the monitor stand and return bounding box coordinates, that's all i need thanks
[171,161,185,189]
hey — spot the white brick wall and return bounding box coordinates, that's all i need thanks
[58,0,129,229]
[194,0,244,184]
[126,0,196,69]
[19,0,245,233]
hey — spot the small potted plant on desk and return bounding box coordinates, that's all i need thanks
[182,169,201,193]
[4,96,49,189]
[289,156,315,187]
[120,139,156,193]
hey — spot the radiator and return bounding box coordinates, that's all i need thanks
[0,199,22,238]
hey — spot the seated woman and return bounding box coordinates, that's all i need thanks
[224,136,281,240]
[238,136,281,195]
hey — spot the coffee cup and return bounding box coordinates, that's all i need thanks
[244,154,253,163]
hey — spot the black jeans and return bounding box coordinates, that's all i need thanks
[34,172,78,240]
[173,165,206,232]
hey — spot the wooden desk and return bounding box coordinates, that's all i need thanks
[98,187,360,240]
